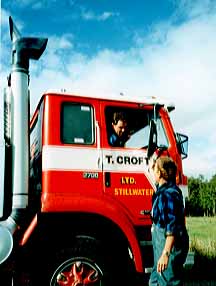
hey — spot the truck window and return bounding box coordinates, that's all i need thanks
[61,103,94,145]
[155,117,169,148]
[30,101,43,163]
[106,107,168,149]
[126,117,168,149]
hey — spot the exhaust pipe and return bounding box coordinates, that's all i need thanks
[0,16,47,264]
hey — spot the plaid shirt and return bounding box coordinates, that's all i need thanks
[151,181,185,236]
[109,132,128,147]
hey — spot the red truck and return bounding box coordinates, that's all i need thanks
[0,17,188,286]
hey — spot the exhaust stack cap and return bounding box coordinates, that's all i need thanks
[0,225,13,264]
[9,16,48,71]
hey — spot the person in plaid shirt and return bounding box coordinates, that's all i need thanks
[149,156,189,286]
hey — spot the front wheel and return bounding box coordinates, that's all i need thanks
[33,235,131,286]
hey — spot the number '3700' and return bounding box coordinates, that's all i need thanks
[83,172,99,179]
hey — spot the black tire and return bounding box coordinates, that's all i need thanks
[30,235,131,286]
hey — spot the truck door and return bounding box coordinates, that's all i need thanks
[42,95,103,203]
[59,97,103,197]
[100,102,169,223]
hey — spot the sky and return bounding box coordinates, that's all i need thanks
[1,0,216,180]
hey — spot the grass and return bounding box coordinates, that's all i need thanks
[185,216,216,280]
[186,217,216,244]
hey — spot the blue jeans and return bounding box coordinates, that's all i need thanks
[149,224,189,286]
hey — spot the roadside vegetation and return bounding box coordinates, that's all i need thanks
[187,175,216,258]
[185,216,216,280]
[183,175,216,281]
[186,175,216,216]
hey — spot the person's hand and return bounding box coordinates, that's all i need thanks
[157,252,169,273]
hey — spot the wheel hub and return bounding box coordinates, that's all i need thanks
[52,260,102,286]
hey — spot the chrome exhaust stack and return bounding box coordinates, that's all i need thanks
[0,16,47,264]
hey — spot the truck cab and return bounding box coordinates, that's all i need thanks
[24,91,188,284]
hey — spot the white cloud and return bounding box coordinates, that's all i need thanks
[1,8,24,37]
[1,7,10,26]
[81,9,118,21]
[4,0,49,9]
[52,35,74,50]
[176,0,216,19]
[98,12,119,21]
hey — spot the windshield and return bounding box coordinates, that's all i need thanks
[126,117,168,149]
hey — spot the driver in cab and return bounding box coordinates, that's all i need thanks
[109,112,130,147]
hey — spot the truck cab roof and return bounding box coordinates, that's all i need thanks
[42,89,175,111]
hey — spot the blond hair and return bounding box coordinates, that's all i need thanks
[155,156,177,183]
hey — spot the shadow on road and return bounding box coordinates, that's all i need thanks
[184,250,216,286]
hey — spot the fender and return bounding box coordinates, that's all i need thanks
[21,193,143,273]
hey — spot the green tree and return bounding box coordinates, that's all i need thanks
[188,176,204,216]
[208,175,216,216]
[187,174,216,216]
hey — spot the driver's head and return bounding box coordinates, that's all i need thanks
[112,112,128,138]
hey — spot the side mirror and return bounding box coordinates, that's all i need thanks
[176,133,188,159]
[147,119,157,159]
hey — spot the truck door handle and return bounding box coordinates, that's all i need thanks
[140,210,151,216]
[105,172,111,187]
